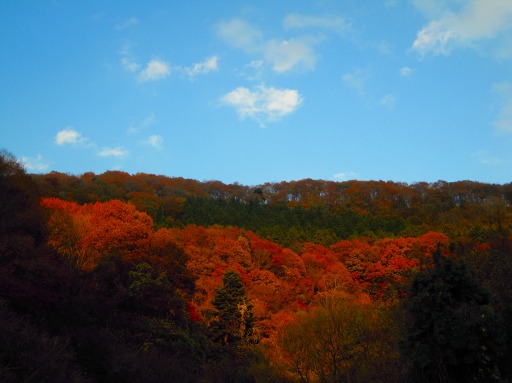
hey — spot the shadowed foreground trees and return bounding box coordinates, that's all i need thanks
[0,152,211,382]
[0,151,89,382]
[0,150,45,263]
[403,251,506,383]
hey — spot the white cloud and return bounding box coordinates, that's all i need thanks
[222,84,302,126]
[378,93,397,109]
[115,17,138,30]
[216,19,263,53]
[55,128,87,145]
[121,57,140,72]
[264,37,319,73]
[412,19,458,56]
[140,112,156,128]
[98,147,128,157]
[119,43,141,73]
[400,66,414,77]
[56,128,130,158]
[138,59,171,82]
[412,0,512,56]
[342,68,370,94]
[184,56,219,78]
[333,171,357,181]
[236,60,265,80]
[144,135,163,149]
[20,155,49,172]
[411,0,450,19]
[121,44,217,82]
[216,18,322,73]
[492,81,512,134]
[283,14,349,35]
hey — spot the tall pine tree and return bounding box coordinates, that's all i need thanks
[210,270,254,346]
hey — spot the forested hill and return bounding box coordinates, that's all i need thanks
[32,170,512,247]
[2,150,512,382]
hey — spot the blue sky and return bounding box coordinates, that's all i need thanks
[1,0,511,185]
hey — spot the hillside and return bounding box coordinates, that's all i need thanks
[1,152,511,382]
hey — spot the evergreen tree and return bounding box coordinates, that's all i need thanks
[210,270,254,346]
[403,250,505,383]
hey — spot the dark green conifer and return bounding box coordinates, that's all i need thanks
[210,270,254,346]
[404,250,505,383]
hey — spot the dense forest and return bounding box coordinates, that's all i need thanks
[1,149,511,382]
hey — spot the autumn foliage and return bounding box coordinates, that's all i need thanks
[2,154,511,382]
[41,198,154,270]
[40,197,456,341]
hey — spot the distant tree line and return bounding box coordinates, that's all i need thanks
[31,170,511,249]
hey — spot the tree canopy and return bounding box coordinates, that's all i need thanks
[1,152,511,382]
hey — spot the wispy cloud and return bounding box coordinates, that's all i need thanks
[222,84,302,126]
[473,150,504,166]
[343,68,396,108]
[119,43,141,73]
[98,147,128,157]
[236,60,265,80]
[264,37,319,73]
[492,81,512,134]
[120,44,218,82]
[411,0,512,57]
[216,17,329,73]
[400,66,414,77]
[128,113,156,134]
[283,14,349,35]
[342,68,370,94]
[216,19,263,53]
[55,128,88,146]
[20,155,49,172]
[184,56,219,78]
[143,135,163,149]
[121,57,140,73]
[378,93,397,109]
[138,59,171,82]
[115,17,139,31]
